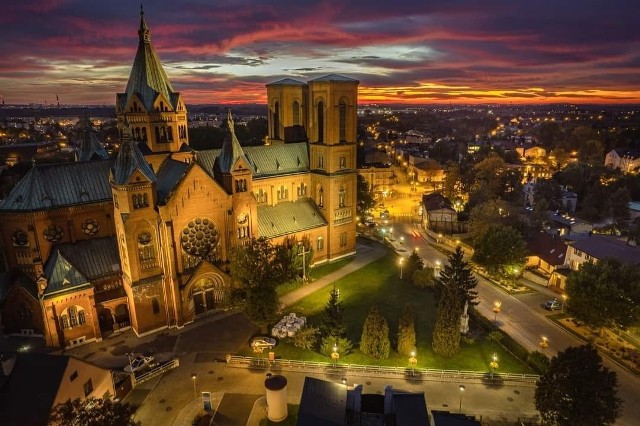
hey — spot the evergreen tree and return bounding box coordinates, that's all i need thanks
[396,305,416,355]
[535,345,621,426]
[320,288,347,338]
[404,250,424,279]
[432,247,478,357]
[360,306,391,359]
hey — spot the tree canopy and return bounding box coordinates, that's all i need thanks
[50,398,140,426]
[320,288,347,339]
[472,225,526,276]
[535,345,621,426]
[360,306,391,359]
[566,258,640,330]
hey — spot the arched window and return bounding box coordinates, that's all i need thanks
[339,186,346,208]
[317,237,324,251]
[69,306,78,327]
[167,126,173,141]
[152,298,160,314]
[317,101,324,142]
[273,101,280,139]
[155,126,160,142]
[78,310,86,325]
[293,101,300,125]
[339,99,347,142]
[141,127,147,141]
[61,315,69,329]
[318,187,324,207]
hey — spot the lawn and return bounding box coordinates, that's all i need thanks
[256,252,532,373]
[276,257,353,297]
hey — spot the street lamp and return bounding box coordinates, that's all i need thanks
[409,350,417,366]
[399,258,404,280]
[540,336,549,349]
[459,385,465,413]
[434,260,442,278]
[191,373,197,400]
[490,353,499,378]
[561,294,568,312]
[493,301,502,323]
[331,343,340,365]
[400,236,404,244]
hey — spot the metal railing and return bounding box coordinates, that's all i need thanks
[226,355,539,384]
[132,358,180,386]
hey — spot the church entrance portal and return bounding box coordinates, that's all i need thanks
[192,276,224,316]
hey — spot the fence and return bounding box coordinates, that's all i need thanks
[226,355,539,385]
[132,358,180,386]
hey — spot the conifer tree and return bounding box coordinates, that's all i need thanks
[320,287,347,338]
[360,306,390,359]
[432,247,478,357]
[396,305,416,356]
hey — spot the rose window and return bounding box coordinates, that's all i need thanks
[138,232,152,245]
[12,230,28,246]
[81,219,100,236]
[43,225,64,242]
[181,218,219,258]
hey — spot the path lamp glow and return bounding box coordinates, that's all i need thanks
[331,343,340,365]
[493,301,502,323]
[489,353,499,378]
[459,385,465,413]
[561,294,568,312]
[191,373,197,400]
[540,336,549,349]
[399,258,404,280]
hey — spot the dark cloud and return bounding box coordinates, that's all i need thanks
[1,0,639,104]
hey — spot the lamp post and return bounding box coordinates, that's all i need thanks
[331,343,340,365]
[434,260,442,278]
[191,373,197,400]
[561,294,568,312]
[459,385,465,413]
[540,336,549,349]
[493,301,502,323]
[298,241,309,282]
[490,353,499,379]
[512,266,520,288]
[399,258,404,280]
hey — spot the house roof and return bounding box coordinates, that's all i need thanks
[0,353,70,426]
[309,74,359,83]
[267,78,306,86]
[422,193,454,212]
[257,199,327,238]
[298,377,346,426]
[392,392,429,425]
[77,128,109,161]
[214,111,250,174]
[0,272,38,306]
[613,148,640,159]
[111,124,156,185]
[43,237,120,297]
[526,232,566,266]
[569,235,640,265]
[0,160,113,212]
[156,158,191,204]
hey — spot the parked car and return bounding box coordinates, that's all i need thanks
[124,355,155,373]
[544,299,562,311]
[251,337,276,350]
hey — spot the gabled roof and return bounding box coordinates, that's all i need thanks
[526,232,566,266]
[118,9,178,111]
[197,142,309,179]
[612,148,640,159]
[54,237,121,281]
[111,125,156,185]
[267,78,306,86]
[0,353,70,426]
[43,249,91,297]
[156,158,191,204]
[214,111,250,174]
[569,235,640,265]
[0,161,113,212]
[422,193,454,212]
[309,74,359,83]
[257,199,327,238]
[77,128,109,161]
[0,272,37,306]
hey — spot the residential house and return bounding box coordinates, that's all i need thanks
[544,212,592,236]
[605,148,640,173]
[421,193,462,234]
[525,232,567,286]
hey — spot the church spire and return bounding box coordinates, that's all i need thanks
[138,4,150,43]
[112,120,156,185]
[215,110,250,174]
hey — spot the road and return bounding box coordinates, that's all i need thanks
[389,218,640,426]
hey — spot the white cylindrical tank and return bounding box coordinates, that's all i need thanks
[265,374,288,422]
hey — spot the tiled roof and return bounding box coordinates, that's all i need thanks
[43,249,90,297]
[570,235,640,265]
[309,74,359,83]
[526,232,566,266]
[197,142,309,179]
[156,158,191,204]
[0,161,113,212]
[119,12,177,111]
[55,237,121,280]
[267,78,306,86]
[112,127,156,185]
[214,111,250,174]
[0,354,70,426]
[422,193,453,212]
[77,128,109,161]
[257,199,327,238]
[0,272,37,305]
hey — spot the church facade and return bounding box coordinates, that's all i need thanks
[0,11,358,348]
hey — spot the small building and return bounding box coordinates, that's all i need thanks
[544,212,592,236]
[604,148,640,173]
[526,232,567,277]
[421,193,461,234]
[565,234,640,272]
[0,353,115,426]
[516,145,547,160]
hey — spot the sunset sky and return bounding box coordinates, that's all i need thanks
[2,0,640,105]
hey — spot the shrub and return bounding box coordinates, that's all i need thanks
[290,326,318,351]
[412,268,436,288]
[488,330,504,343]
[319,336,353,357]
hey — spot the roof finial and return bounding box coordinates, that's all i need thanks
[138,4,150,43]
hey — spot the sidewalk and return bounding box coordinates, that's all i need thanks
[279,239,387,308]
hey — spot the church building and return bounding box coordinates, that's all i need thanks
[0,10,358,348]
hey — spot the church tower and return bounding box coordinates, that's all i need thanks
[116,7,189,153]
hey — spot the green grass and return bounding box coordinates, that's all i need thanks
[254,253,532,373]
[276,258,354,297]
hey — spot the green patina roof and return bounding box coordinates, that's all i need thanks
[111,124,156,185]
[214,111,250,174]
[257,198,327,238]
[43,250,90,297]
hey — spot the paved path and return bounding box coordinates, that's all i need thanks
[279,238,387,308]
